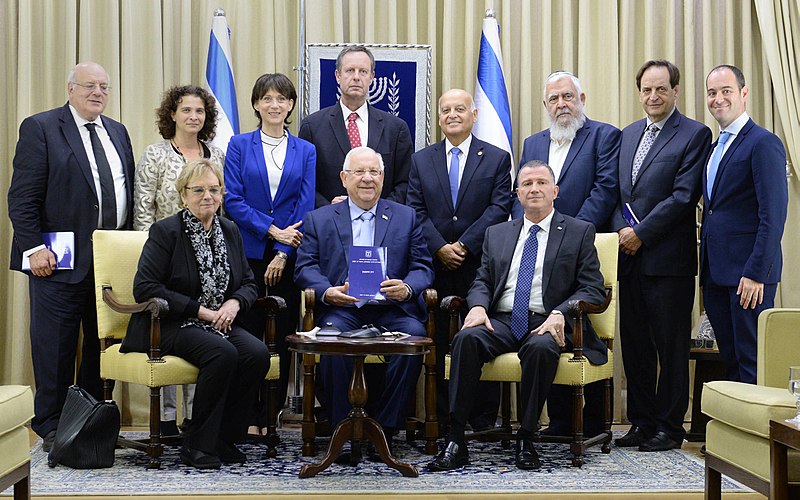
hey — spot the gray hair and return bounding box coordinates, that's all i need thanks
[342,146,385,172]
[543,71,582,101]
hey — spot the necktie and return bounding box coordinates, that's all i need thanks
[84,123,117,229]
[511,225,541,341]
[353,211,375,246]
[632,124,659,184]
[449,147,461,208]
[347,112,362,148]
[706,131,732,200]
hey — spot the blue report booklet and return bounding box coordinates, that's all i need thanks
[622,203,640,227]
[22,231,75,270]
[348,245,388,300]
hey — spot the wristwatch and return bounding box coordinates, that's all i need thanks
[275,250,288,260]
[550,310,563,317]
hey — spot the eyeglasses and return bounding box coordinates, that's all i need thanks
[185,186,223,197]
[345,169,382,178]
[71,81,111,94]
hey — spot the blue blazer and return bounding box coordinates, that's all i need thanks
[406,136,512,257]
[294,199,434,322]
[298,103,413,207]
[513,118,620,228]
[700,118,788,287]
[223,130,316,260]
[8,103,135,283]
[611,110,711,277]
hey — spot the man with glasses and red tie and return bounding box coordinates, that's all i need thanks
[8,61,134,453]
[299,45,414,208]
[428,160,605,472]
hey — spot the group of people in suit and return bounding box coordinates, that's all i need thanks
[8,46,788,471]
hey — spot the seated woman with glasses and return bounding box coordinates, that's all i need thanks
[223,73,316,434]
[133,85,226,438]
[122,159,269,469]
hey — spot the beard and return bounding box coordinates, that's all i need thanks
[548,103,586,143]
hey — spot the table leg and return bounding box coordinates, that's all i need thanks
[771,434,789,500]
[300,417,355,478]
[363,417,418,477]
[301,353,316,457]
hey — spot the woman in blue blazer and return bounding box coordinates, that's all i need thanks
[224,73,316,433]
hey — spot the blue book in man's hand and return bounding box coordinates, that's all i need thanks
[348,246,388,300]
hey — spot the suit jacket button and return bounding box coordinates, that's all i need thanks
[94,205,99,210]
[268,209,273,214]
[708,209,712,215]
[452,216,458,221]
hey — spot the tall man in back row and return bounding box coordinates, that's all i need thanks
[612,60,711,452]
[8,61,135,452]
[515,71,620,437]
[428,161,606,471]
[299,45,414,207]
[406,88,512,427]
[701,64,788,385]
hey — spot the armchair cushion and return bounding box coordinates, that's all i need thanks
[0,385,33,482]
[702,380,795,438]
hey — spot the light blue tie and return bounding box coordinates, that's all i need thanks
[707,131,732,200]
[353,211,375,246]
[449,147,461,208]
[511,225,541,341]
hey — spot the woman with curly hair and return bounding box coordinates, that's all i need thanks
[133,85,225,437]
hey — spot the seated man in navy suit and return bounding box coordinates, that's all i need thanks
[294,146,434,449]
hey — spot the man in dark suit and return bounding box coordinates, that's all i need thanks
[7,61,134,451]
[428,160,605,471]
[298,45,414,207]
[406,88,512,427]
[611,60,712,452]
[294,146,434,437]
[701,64,788,384]
[515,71,620,437]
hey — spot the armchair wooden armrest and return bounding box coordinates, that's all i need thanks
[255,295,286,352]
[441,295,467,344]
[566,287,612,361]
[101,285,168,360]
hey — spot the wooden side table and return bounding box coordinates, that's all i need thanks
[769,418,800,499]
[687,347,726,441]
[287,334,433,478]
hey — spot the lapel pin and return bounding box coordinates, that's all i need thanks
[557,226,563,231]
[477,151,483,156]
[382,214,389,220]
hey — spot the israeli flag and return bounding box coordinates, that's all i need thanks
[473,9,514,169]
[205,9,239,152]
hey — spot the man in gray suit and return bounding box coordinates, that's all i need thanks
[611,60,711,452]
[428,160,605,471]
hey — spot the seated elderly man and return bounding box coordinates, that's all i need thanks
[294,146,434,446]
[428,160,606,471]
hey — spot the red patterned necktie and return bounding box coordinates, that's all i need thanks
[347,112,362,148]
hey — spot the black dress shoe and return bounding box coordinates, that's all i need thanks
[427,441,470,471]
[160,420,180,437]
[217,442,247,464]
[42,430,57,452]
[639,431,681,452]
[180,446,221,469]
[515,439,542,470]
[615,425,648,447]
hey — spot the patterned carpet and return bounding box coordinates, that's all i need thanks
[8,430,749,496]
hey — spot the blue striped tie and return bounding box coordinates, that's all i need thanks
[449,147,461,208]
[511,225,541,341]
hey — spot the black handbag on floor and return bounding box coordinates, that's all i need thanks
[48,385,120,469]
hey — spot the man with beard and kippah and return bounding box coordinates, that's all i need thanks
[512,70,620,440]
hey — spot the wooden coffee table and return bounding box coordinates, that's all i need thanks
[287,334,433,478]
[769,418,800,499]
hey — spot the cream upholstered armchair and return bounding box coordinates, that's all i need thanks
[0,385,33,500]
[93,230,281,468]
[443,231,618,467]
[702,308,800,498]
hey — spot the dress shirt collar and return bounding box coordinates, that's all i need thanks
[340,100,368,124]
[522,208,554,235]
[69,104,103,129]
[445,134,473,156]
[720,112,749,137]
[645,106,676,130]
[347,198,378,221]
